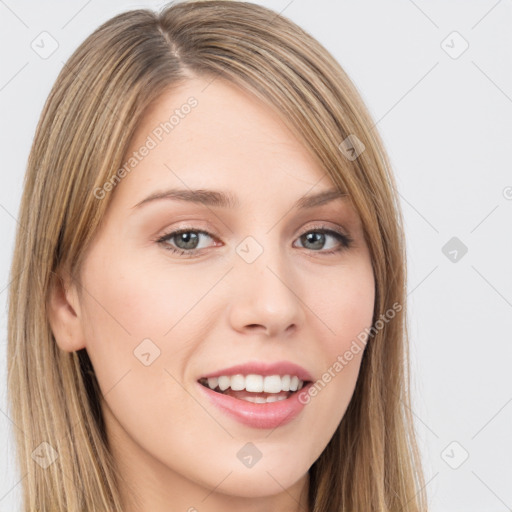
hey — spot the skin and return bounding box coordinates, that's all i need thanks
[49,76,375,512]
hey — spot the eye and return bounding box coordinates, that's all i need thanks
[293,226,353,254]
[156,228,216,257]
[156,225,353,257]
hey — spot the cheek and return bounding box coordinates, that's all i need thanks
[315,256,375,356]
[328,259,374,379]
[300,259,374,442]
[79,245,215,342]
[76,246,182,392]
[77,243,227,406]
[77,247,201,437]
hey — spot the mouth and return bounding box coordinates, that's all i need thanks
[196,369,315,429]
[198,374,311,404]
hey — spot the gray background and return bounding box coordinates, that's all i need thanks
[1,0,511,510]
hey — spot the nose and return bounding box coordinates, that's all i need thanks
[227,244,306,338]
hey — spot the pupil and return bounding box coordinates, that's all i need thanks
[303,232,324,250]
[176,232,199,250]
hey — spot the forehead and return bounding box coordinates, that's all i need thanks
[106,77,353,220]
[135,78,323,172]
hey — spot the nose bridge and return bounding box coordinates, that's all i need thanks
[235,232,286,287]
[227,232,305,336]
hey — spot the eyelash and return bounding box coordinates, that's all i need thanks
[155,224,354,258]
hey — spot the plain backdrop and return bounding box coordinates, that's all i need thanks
[1,1,511,510]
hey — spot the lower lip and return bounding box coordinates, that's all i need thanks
[197,382,313,429]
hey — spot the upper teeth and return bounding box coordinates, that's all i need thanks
[204,374,304,393]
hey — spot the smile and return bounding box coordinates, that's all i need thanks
[198,373,306,403]
[197,374,313,429]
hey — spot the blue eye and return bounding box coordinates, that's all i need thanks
[157,228,215,256]
[295,229,353,253]
[156,226,353,257]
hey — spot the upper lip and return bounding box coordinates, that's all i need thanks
[199,361,314,382]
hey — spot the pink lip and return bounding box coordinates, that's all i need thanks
[197,381,313,429]
[199,360,314,382]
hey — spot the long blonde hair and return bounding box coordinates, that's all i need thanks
[7,1,427,510]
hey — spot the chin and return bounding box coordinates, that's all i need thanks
[210,465,308,498]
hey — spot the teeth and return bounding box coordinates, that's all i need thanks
[263,375,282,393]
[230,374,245,391]
[281,375,291,391]
[245,374,263,392]
[202,374,305,394]
[218,376,231,391]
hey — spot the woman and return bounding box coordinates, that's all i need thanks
[7,1,427,510]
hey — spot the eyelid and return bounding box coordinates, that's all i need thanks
[299,221,349,238]
[153,221,218,242]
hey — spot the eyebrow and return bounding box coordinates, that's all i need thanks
[131,187,349,210]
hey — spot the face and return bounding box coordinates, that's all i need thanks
[58,77,375,510]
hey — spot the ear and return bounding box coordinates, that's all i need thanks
[48,268,86,352]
